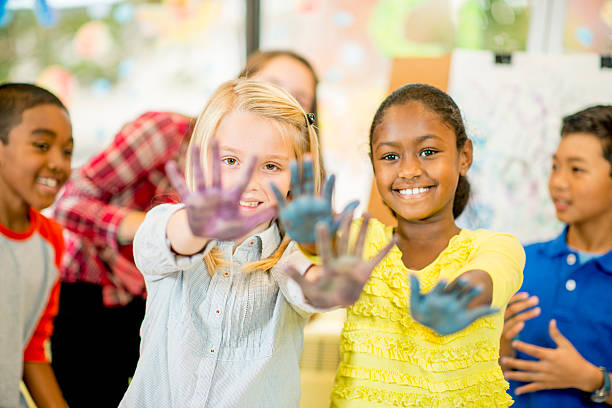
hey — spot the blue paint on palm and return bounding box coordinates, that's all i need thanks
[409,275,498,336]
[272,159,358,244]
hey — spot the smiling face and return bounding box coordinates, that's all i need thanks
[371,101,472,223]
[250,56,316,113]
[212,110,295,226]
[0,104,73,215]
[548,132,612,226]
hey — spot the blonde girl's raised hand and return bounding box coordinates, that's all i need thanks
[165,141,277,241]
[284,213,397,308]
[409,275,498,336]
[271,157,358,244]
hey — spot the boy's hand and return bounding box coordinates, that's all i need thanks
[271,157,358,244]
[499,292,540,368]
[166,142,276,241]
[284,213,396,308]
[409,275,498,336]
[501,319,603,395]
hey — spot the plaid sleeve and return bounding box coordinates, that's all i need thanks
[52,112,191,249]
[81,112,191,195]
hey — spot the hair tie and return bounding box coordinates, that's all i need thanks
[305,113,315,126]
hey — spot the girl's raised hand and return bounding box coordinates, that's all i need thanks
[284,213,397,308]
[409,275,498,335]
[165,142,276,241]
[271,157,358,244]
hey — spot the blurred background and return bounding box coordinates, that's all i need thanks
[3,1,612,405]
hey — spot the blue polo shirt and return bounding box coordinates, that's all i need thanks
[510,227,612,407]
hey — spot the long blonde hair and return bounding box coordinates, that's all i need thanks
[185,78,325,274]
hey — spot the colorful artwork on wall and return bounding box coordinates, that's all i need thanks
[449,49,612,243]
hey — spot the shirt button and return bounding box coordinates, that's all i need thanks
[224,272,229,277]
[215,309,220,314]
[210,348,215,353]
[566,253,577,265]
[565,279,576,291]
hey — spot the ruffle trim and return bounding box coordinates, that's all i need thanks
[363,278,407,309]
[337,364,506,393]
[341,330,499,371]
[363,224,477,293]
[346,301,496,344]
[331,381,512,408]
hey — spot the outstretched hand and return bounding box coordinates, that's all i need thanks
[165,141,276,241]
[501,319,602,395]
[285,213,397,308]
[272,157,358,244]
[409,275,498,335]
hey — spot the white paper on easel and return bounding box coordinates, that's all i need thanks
[448,49,612,243]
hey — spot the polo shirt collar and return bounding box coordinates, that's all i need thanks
[596,249,612,274]
[541,227,570,257]
[541,226,612,274]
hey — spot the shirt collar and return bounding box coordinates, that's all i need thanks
[541,227,570,257]
[541,226,612,274]
[237,221,281,259]
[596,249,612,274]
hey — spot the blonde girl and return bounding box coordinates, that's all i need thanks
[119,79,324,408]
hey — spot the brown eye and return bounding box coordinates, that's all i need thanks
[381,153,399,161]
[33,142,50,151]
[419,149,437,157]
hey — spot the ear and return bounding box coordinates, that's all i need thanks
[459,139,473,177]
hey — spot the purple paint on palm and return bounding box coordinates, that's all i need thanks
[165,141,276,241]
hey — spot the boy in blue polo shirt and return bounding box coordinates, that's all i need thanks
[500,105,612,407]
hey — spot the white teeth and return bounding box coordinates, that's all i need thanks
[37,178,58,188]
[240,201,259,207]
[398,187,429,196]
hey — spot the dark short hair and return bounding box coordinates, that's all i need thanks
[561,105,612,176]
[238,50,319,127]
[0,83,68,144]
[369,83,470,219]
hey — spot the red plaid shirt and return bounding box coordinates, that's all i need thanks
[52,112,192,306]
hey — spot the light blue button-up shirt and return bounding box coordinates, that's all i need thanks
[120,204,317,408]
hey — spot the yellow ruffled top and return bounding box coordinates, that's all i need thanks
[330,218,525,408]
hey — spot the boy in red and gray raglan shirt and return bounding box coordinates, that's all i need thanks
[0,83,71,407]
[0,209,64,406]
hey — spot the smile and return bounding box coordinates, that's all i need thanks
[398,187,429,195]
[395,187,431,198]
[239,200,262,208]
[552,199,571,211]
[37,177,59,188]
